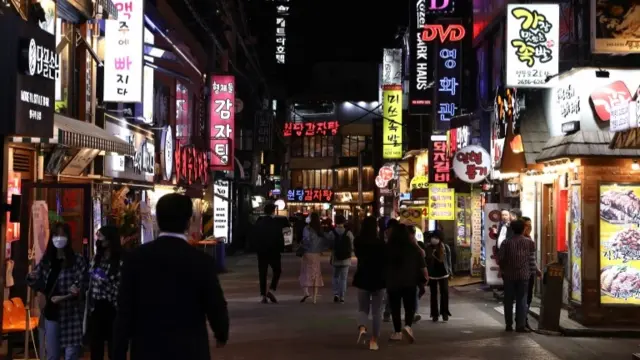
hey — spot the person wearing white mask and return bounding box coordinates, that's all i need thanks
[27,222,88,360]
[424,230,452,322]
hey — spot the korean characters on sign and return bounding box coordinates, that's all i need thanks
[275,0,289,64]
[283,121,339,137]
[210,75,235,171]
[506,4,559,88]
[452,145,490,184]
[383,85,403,159]
[430,137,450,183]
[286,188,333,203]
[103,0,144,102]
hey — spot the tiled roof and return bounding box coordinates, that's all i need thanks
[536,130,640,163]
[519,94,551,165]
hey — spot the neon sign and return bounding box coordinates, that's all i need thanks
[434,19,464,130]
[275,1,289,64]
[283,121,339,137]
[210,75,235,171]
[422,24,466,42]
[174,142,209,186]
[430,138,450,183]
[286,188,334,203]
[424,0,455,13]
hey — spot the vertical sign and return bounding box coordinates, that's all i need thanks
[506,4,559,87]
[429,134,450,183]
[382,49,402,86]
[433,19,464,131]
[408,0,433,114]
[210,75,235,171]
[275,1,289,64]
[254,110,272,150]
[382,85,403,159]
[214,180,230,243]
[104,1,144,103]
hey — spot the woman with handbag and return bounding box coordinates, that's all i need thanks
[26,223,88,360]
[86,226,123,360]
[298,213,328,304]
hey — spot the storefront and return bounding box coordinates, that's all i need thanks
[532,67,640,326]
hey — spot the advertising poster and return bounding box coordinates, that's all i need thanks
[485,203,508,286]
[382,85,403,159]
[570,185,582,302]
[592,0,640,54]
[470,190,482,277]
[455,193,471,247]
[600,183,640,304]
[428,184,454,220]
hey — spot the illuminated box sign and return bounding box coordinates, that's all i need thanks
[383,85,403,159]
[408,0,433,114]
[286,188,334,203]
[428,184,455,220]
[430,137,450,183]
[174,142,209,186]
[283,121,339,137]
[275,1,289,64]
[209,75,235,171]
[433,19,464,131]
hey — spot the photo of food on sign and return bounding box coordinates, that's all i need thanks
[599,184,640,304]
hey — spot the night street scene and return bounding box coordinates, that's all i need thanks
[2,0,640,359]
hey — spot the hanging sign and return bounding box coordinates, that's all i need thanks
[408,0,433,114]
[161,125,174,181]
[382,48,403,86]
[383,85,403,159]
[452,145,490,184]
[213,180,230,243]
[410,175,429,190]
[283,121,339,136]
[174,142,209,186]
[429,135,450,183]
[433,19,464,131]
[210,75,235,170]
[428,184,455,220]
[506,4,560,88]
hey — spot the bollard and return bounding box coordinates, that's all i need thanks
[539,262,564,332]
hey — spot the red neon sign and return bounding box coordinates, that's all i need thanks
[430,140,450,183]
[174,143,209,186]
[209,75,235,171]
[283,121,339,137]
[422,24,466,42]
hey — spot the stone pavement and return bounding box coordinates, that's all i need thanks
[213,254,640,360]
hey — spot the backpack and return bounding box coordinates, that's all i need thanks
[333,230,353,261]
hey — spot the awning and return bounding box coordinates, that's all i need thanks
[536,130,640,163]
[10,114,134,156]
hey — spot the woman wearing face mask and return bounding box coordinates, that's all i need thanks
[425,230,452,322]
[26,223,88,360]
[87,226,123,360]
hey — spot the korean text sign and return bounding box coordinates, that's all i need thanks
[283,121,339,137]
[104,1,144,103]
[286,188,334,203]
[452,145,490,184]
[383,85,403,159]
[431,20,465,131]
[430,138,450,183]
[210,75,235,171]
[275,1,288,64]
[428,184,454,220]
[506,4,559,88]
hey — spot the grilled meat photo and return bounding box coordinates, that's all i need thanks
[604,228,640,262]
[601,265,640,300]
[600,189,640,224]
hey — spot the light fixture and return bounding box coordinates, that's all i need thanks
[632,160,640,171]
[357,101,367,107]
[596,69,610,78]
[507,183,520,193]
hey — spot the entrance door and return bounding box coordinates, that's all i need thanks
[541,183,556,269]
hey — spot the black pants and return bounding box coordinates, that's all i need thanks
[527,274,535,307]
[429,278,450,318]
[387,287,417,332]
[258,252,282,296]
[90,300,116,360]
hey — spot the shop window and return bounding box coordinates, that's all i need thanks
[291,137,303,157]
[301,170,333,189]
[290,136,334,158]
[176,81,191,144]
[341,135,370,157]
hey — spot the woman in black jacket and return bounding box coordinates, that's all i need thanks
[353,216,386,351]
[425,230,453,322]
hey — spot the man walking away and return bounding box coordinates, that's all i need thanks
[113,193,229,360]
[522,216,542,328]
[331,215,354,303]
[253,202,285,304]
[498,219,534,333]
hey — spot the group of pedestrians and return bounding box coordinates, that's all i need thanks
[497,209,542,332]
[26,193,230,360]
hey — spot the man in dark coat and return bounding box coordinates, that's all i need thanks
[113,193,229,360]
[251,202,285,304]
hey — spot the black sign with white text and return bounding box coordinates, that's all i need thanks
[0,13,55,138]
[408,0,434,114]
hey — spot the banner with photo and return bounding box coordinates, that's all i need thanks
[592,0,640,54]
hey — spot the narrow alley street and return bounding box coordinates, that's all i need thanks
[214,254,640,360]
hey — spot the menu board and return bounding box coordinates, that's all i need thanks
[455,193,471,247]
[428,184,455,220]
[599,184,640,305]
[471,190,483,277]
[570,185,582,302]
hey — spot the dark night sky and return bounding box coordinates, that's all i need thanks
[288,0,409,64]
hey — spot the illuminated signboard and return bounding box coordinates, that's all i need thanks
[210,75,235,171]
[423,0,455,14]
[174,142,209,186]
[433,19,464,131]
[430,135,450,183]
[382,48,402,86]
[283,121,339,137]
[383,84,403,159]
[447,125,470,155]
[408,0,433,114]
[452,145,490,184]
[286,188,334,203]
[275,1,289,64]
[492,87,520,170]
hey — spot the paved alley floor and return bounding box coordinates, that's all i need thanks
[214,254,640,360]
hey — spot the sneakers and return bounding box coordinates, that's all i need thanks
[334,295,340,303]
[414,314,422,323]
[357,326,367,344]
[260,297,268,304]
[389,332,403,341]
[402,326,415,343]
[339,298,345,304]
[369,338,379,351]
[266,291,278,304]
[505,325,514,332]
[442,314,449,322]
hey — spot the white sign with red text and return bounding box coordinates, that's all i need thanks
[452,145,490,184]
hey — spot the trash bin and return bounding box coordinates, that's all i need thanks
[539,262,564,332]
